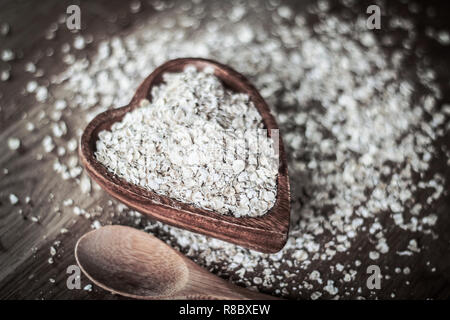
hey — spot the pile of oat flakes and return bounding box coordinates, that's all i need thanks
[95,66,278,217]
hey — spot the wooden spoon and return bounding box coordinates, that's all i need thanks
[79,58,290,253]
[75,225,279,300]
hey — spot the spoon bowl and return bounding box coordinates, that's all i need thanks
[79,58,290,253]
[75,225,279,299]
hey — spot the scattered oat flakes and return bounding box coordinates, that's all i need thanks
[7,137,20,150]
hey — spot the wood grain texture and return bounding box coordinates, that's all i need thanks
[76,225,279,299]
[0,0,449,300]
[79,58,291,253]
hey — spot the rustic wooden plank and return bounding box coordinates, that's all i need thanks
[0,0,449,300]
[0,0,141,299]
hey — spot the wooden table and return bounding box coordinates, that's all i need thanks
[0,0,449,299]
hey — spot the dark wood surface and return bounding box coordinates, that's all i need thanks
[80,58,290,253]
[0,0,449,300]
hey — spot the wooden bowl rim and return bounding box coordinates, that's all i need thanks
[79,57,290,252]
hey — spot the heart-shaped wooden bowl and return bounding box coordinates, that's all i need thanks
[79,58,290,253]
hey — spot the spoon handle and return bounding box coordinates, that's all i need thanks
[181,288,281,300]
[214,283,281,300]
[182,264,281,300]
